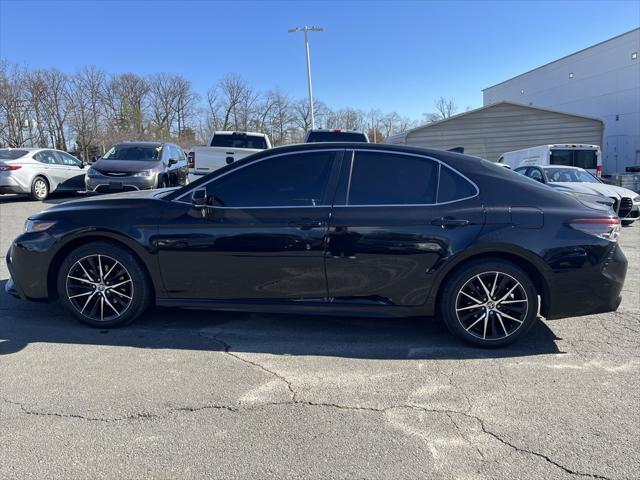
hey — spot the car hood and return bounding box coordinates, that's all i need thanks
[92,159,161,172]
[549,182,633,199]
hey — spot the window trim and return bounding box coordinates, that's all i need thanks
[173,147,480,208]
[174,148,345,208]
[337,148,479,207]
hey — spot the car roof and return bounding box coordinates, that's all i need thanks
[116,141,164,147]
[541,165,584,170]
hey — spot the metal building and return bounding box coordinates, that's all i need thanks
[386,101,603,162]
[483,28,640,173]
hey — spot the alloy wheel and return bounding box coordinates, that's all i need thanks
[65,254,134,322]
[454,271,529,341]
[34,179,48,199]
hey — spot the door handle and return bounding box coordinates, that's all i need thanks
[289,219,324,230]
[430,217,470,228]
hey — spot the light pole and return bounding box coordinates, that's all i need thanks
[288,26,323,130]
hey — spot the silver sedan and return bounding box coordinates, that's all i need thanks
[0,148,86,200]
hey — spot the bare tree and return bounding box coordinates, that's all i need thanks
[66,66,106,160]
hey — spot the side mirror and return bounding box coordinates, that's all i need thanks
[168,158,178,166]
[191,188,208,207]
[79,162,85,169]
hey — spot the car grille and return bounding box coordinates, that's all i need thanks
[96,170,134,177]
[618,197,633,218]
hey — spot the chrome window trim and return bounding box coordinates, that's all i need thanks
[174,148,345,205]
[173,147,480,208]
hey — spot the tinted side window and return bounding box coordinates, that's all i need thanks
[348,152,438,205]
[528,168,544,182]
[437,165,477,203]
[207,151,335,207]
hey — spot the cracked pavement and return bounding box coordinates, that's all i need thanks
[1,194,639,479]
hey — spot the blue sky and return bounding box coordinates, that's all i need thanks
[1,0,638,119]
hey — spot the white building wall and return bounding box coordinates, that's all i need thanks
[483,29,640,173]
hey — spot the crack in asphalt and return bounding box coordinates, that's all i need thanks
[0,332,617,480]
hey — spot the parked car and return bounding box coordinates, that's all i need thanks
[85,141,188,193]
[514,165,639,225]
[0,148,86,200]
[188,132,271,176]
[499,144,602,177]
[304,129,369,143]
[6,143,627,347]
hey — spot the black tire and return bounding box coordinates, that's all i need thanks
[157,176,168,189]
[30,176,50,201]
[621,220,634,226]
[56,241,152,327]
[440,258,539,348]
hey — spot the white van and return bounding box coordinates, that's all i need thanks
[498,144,602,177]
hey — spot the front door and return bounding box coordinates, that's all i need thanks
[325,149,484,307]
[157,150,342,301]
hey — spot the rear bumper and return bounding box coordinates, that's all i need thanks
[545,243,627,320]
[0,176,28,194]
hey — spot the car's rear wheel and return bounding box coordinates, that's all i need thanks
[30,176,49,201]
[57,242,151,327]
[440,259,539,347]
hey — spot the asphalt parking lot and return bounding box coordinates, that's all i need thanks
[0,192,638,480]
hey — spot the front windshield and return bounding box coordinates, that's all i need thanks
[545,168,599,183]
[102,145,161,161]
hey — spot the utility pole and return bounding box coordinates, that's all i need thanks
[288,26,323,130]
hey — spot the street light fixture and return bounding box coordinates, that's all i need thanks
[288,26,323,130]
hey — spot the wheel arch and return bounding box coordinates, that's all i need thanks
[47,233,158,302]
[429,249,551,318]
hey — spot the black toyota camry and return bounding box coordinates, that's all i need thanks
[5,143,627,347]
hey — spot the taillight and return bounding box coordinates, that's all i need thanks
[0,164,22,171]
[187,152,195,168]
[569,217,620,241]
[596,164,602,177]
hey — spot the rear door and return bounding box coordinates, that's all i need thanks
[53,151,86,191]
[325,149,484,307]
[33,150,65,190]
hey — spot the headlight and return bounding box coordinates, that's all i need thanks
[132,170,153,177]
[634,196,640,204]
[86,167,99,178]
[24,219,57,233]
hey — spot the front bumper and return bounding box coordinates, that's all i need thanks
[86,174,157,193]
[545,243,627,320]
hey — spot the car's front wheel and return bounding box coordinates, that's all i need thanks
[622,219,635,226]
[440,259,539,347]
[57,241,151,327]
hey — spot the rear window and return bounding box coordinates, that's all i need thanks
[211,134,267,149]
[550,149,598,170]
[348,152,438,205]
[102,145,160,161]
[306,131,368,143]
[0,149,28,160]
[574,150,597,170]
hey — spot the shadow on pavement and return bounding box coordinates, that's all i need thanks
[0,192,83,205]
[0,280,562,359]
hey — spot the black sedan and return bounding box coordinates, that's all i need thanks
[5,143,628,347]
